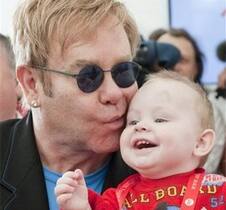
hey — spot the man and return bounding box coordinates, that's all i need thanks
[0,33,17,121]
[0,0,140,209]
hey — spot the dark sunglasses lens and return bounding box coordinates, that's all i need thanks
[112,62,140,88]
[77,66,103,93]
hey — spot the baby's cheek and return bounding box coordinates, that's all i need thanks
[121,128,134,151]
[120,128,129,146]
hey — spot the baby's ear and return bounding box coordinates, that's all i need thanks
[193,129,215,157]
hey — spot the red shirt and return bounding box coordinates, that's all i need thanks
[88,169,226,209]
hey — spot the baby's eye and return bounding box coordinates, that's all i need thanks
[128,120,139,125]
[155,118,167,123]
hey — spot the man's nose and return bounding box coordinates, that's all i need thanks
[98,72,123,105]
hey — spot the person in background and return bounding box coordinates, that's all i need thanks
[220,133,226,176]
[216,40,226,90]
[218,68,226,89]
[217,67,226,176]
[0,0,140,209]
[56,71,226,210]
[0,33,17,121]
[149,28,226,174]
[213,66,226,124]
[210,39,226,127]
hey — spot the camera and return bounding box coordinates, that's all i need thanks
[134,38,181,87]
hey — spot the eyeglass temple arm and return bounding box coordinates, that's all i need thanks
[30,65,77,77]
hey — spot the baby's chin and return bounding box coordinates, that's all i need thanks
[124,159,158,178]
[124,158,169,178]
[137,166,198,180]
[135,168,172,179]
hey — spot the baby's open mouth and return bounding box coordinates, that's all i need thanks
[134,139,157,149]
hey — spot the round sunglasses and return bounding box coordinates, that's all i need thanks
[31,61,141,93]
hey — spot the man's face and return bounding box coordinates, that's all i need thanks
[120,79,202,178]
[0,50,17,121]
[158,34,198,81]
[36,15,138,153]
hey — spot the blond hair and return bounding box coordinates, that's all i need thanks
[144,70,214,131]
[13,0,140,67]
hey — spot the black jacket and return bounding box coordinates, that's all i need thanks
[0,112,135,210]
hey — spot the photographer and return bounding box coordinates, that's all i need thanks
[218,68,226,89]
[134,36,181,87]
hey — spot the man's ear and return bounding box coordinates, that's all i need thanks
[16,65,40,106]
[193,129,215,157]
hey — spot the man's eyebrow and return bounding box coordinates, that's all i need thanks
[67,55,132,71]
[70,60,93,68]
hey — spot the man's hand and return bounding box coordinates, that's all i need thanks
[55,169,91,210]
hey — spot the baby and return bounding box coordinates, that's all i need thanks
[55,71,226,210]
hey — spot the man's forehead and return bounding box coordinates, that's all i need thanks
[47,34,131,71]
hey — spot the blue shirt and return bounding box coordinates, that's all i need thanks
[43,161,110,210]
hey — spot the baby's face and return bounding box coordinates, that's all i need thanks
[120,79,202,178]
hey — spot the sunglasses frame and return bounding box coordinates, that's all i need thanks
[31,61,142,92]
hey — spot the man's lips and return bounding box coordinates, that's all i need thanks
[103,114,126,129]
[104,114,125,124]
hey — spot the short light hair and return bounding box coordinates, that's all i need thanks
[144,70,214,131]
[13,0,140,67]
[0,33,15,70]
